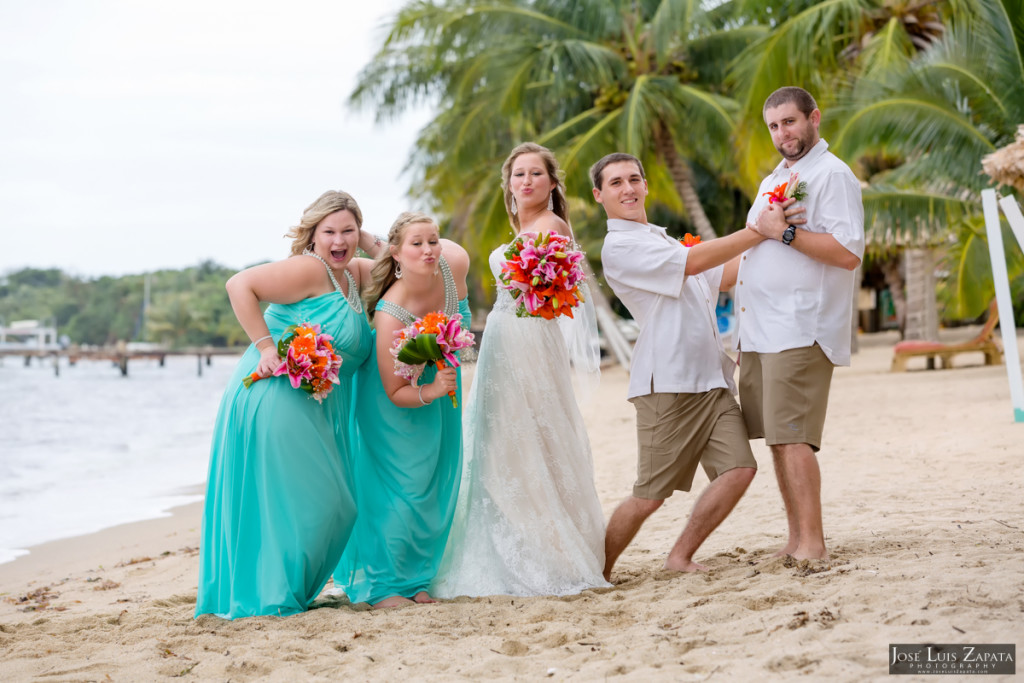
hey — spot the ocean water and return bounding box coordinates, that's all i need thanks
[0,353,240,565]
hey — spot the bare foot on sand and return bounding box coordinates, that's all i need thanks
[413,591,436,604]
[790,548,830,562]
[663,559,709,573]
[373,596,415,609]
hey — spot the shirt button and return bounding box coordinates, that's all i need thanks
[739,280,743,285]
[742,255,747,260]
[741,307,746,312]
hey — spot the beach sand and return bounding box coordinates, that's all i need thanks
[1,329,1022,681]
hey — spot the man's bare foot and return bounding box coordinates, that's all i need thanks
[373,596,415,609]
[412,591,436,604]
[664,559,709,573]
[790,546,829,561]
[773,541,799,557]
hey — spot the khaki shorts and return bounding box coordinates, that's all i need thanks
[738,344,834,452]
[629,388,756,500]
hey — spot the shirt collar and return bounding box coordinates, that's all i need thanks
[772,137,829,175]
[607,218,668,237]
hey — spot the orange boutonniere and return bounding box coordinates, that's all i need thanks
[763,171,807,203]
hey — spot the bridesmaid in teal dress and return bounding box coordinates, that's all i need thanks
[334,211,472,609]
[195,190,383,620]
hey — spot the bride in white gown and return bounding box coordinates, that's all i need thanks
[432,142,610,598]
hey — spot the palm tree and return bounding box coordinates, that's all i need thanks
[834,0,1024,321]
[351,0,761,255]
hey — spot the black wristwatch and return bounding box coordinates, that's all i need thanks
[782,225,797,246]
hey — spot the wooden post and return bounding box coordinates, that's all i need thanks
[983,190,1024,422]
[581,261,632,369]
[197,354,203,377]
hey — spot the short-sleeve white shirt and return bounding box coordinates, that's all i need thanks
[735,139,864,366]
[601,218,734,399]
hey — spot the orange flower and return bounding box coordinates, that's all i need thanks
[292,334,316,356]
[680,233,702,247]
[417,311,448,335]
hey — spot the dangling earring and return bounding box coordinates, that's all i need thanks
[395,262,403,279]
[547,191,554,211]
[510,196,518,215]
[302,243,314,255]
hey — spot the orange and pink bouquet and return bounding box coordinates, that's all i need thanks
[499,232,586,320]
[391,311,474,408]
[242,322,342,403]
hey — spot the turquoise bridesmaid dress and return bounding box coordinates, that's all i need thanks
[335,257,471,604]
[195,265,371,619]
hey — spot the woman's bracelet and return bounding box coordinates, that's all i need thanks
[253,334,273,347]
[417,384,430,406]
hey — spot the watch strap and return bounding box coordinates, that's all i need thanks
[782,225,796,245]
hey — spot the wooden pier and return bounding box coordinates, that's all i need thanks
[0,344,245,377]
[0,319,245,376]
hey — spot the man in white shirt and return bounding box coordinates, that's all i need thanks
[737,86,865,561]
[593,152,769,579]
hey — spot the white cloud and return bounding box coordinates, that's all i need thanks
[0,0,429,277]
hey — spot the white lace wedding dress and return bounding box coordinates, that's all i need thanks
[431,244,610,598]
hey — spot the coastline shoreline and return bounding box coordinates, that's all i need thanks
[0,499,203,594]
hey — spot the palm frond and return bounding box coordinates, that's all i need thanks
[861,186,974,246]
[836,98,997,186]
[729,0,872,117]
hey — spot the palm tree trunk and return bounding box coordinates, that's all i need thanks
[880,257,906,335]
[653,127,718,242]
[903,247,939,342]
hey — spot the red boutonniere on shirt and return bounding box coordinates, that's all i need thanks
[763,171,807,203]
[679,233,702,247]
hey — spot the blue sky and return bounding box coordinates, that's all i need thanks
[0,0,428,277]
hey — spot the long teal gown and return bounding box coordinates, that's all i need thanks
[335,257,471,604]
[195,265,371,619]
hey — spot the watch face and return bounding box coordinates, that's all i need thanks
[783,226,795,245]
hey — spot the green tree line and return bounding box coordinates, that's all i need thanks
[0,262,248,348]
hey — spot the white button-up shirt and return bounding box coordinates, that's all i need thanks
[602,218,735,399]
[735,139,864,366]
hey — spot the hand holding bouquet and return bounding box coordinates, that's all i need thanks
[242,323,342,403]
[391,311,475,408]
[498,232,586,319]
[763,171,807,204]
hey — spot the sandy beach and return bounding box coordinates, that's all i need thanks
[1,328,1021,681]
